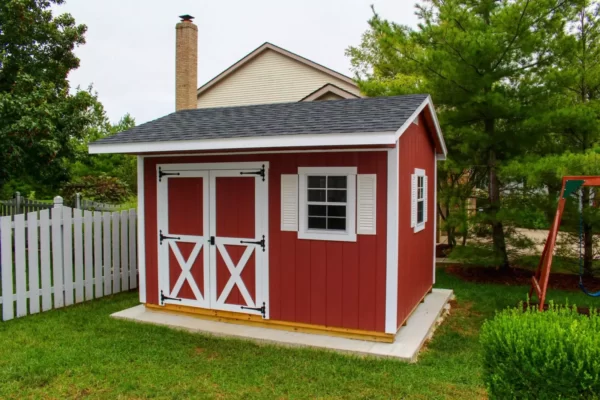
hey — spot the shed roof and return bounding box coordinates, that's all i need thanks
[89,94,447,157]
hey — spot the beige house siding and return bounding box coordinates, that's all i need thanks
[197,49,360,108]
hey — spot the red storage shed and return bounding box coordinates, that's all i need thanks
[90,94,447,342]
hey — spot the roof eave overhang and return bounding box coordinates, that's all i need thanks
[88,130,398,155]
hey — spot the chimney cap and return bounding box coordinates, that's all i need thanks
[179,14,195,22]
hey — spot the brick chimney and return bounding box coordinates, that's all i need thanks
[175,15,198,111]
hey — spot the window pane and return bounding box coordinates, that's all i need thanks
[308,205,326,217]
[308,217,326,229]
[417,201,424,224]
[327,176,347,188]
[327,218,346,231]
[327,205,346,218]
[327,190,347,202]
[308,189,326,202]
[308,176,326,188]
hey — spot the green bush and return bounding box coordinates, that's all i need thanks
[480,304,600,399]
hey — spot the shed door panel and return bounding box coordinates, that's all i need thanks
[209,170,266,316]
[158,171,210,309]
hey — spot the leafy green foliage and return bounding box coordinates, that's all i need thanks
[61,175,131,203]
[348,0,575,269]
[481,304,600,399]
[69,114,137,192]
[0,0,106,193]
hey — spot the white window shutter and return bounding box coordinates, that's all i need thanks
[423,175,428,222]
[281,174,298,231]
[356,174,377,235]
[411,174,417,227]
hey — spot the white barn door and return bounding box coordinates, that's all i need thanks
[157,168,210,308]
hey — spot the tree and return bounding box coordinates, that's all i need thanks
[0,0,103,193]
[348,0,574,269]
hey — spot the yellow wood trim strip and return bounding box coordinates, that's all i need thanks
[145,303,394,343]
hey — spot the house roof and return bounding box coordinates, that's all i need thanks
[196,42,358,97]
[299,83,361,102]
[89,94,447,157]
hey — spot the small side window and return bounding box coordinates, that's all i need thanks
[412,168,427,233]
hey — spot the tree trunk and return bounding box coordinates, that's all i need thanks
[582,188,594,277]
[488,139,510,270]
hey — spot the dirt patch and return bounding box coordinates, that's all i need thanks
[445,265,600,292]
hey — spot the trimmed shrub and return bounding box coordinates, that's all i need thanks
[480,304,600,399]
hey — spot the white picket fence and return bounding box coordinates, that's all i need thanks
[0,196,137,322]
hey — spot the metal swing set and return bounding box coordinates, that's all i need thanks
[529,176,600,310]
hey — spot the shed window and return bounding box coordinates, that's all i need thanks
[411,168,428,233]
[307,176,348,231]
[298,167,357,242]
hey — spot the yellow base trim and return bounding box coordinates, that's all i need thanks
[145,303,394,343]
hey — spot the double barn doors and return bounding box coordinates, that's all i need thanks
[157,162,268,318]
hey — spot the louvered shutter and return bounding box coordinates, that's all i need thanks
[281,174,298,231]
[411,174,417,227]
[356,174,377,235]
[423,175,428,223]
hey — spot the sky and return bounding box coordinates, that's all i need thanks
[53,0,420,124]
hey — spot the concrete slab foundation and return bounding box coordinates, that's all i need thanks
[111,288,453,362]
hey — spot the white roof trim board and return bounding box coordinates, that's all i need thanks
[89,95,447,158]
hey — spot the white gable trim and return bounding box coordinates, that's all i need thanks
[300,83,361,102]
[394,96,447,159]
[197,42,357,97]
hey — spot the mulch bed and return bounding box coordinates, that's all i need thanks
[445,264,600,292]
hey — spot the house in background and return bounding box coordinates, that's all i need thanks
[90,15,450,350]
[195,42,362,109]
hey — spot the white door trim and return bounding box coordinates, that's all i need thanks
[159,161,269,172]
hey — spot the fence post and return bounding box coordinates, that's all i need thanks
[52,196,65,308]
[15,191,21,215]
[75,193,81,210]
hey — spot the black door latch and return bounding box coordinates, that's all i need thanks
[241,302,266,318]
[158,167,181,182]
[160,290,182,305]
[240,164,265,181]
[240,235,266,252]
[159,230,181,245]
[210,236,215,245]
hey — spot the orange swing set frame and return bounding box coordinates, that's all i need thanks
[529,176,600,310]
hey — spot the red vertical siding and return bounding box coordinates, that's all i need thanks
[143,151,388,332]
[397,114,436,328]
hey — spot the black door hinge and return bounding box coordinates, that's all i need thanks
[240,235,265,252]
[240,164,265,181]
[241,302,266,318]
[159,229,181,245]
[160,290,182,305]
[158,167,181,182]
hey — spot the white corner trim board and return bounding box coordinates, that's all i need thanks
[137,156,146,303]
[385,142,399,334]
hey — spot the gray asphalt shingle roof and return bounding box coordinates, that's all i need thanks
[92,94,429,145]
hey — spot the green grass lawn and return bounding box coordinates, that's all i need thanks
[1,269,599,400]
